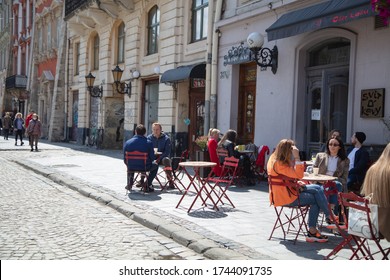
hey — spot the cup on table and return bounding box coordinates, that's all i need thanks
[313,167,319,175]
[154,148,158,154]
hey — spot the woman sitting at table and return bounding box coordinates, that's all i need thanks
[219,129,256,186]
[313,136,349,219]
[207,128,222,176]
[267,139,336,242]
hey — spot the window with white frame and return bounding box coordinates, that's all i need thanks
[93,34,99,70]
[75,42,80,75]
[147,5,159,55]
[117,22,125,64]
[191,0,208,42]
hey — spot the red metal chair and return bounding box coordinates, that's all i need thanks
[125,151,150,193]
[206,156,240,209]
[268,174,309,244]
[326,192,390,260]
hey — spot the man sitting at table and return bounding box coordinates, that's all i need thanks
[124,124,158,192]
[347,132,370,192]
[137,122,174,189]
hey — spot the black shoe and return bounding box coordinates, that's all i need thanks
[21,142,24,146]
[145,186,154,193]
[168,182,176,189]
[15,143,17,146]
[31,148,33,152]
[125,185,132,191]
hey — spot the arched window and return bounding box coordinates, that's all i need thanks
[147,5,160,55]
[117,22,125,64]
[191,0,208,42]
[93,34,99,70]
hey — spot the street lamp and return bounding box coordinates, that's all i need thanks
[247,32,278,74]
[112,65,140,98]
[85,72,103,98]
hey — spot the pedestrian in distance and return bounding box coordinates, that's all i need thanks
[2,112,13,140]
[25,110,35,146]
[27,113,42,152]
[13,112,25,146]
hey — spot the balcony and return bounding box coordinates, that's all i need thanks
[65,0,92,19]
[5,74,27,89]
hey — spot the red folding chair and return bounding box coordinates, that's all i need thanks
[326,192,390,260]
[268,174,309,244]
[206,156,239,209]
[125,151,150,194]
[154,150,188,192]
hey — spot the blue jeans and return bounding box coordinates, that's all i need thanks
[286,184,330,229]
[327,181,343,215]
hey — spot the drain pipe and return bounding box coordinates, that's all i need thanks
[210,0,223,130]
[204,0,214,135]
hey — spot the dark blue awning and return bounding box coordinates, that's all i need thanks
[266,0,375,41]
[160,63,206,84]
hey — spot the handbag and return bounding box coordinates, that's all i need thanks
[347,193,379,238]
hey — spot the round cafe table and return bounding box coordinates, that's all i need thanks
[302,173,337,182]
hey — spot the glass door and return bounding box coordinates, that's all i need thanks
[307,68,349,156]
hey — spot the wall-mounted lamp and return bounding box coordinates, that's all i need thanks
[85,72,103,98]
[112,65,140,98]
[247,32,278,74]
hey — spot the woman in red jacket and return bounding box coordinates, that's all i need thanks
[207,128,222,176]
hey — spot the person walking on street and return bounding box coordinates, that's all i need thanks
[27,113,42,152]
[13,112,25,146]
[2,112,12,140]
[25,110,35,146]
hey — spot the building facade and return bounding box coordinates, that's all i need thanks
[63,0,215,154]
[0,0,12,115]
[215,0,389,158]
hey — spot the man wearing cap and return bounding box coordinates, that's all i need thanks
[347,132,370,191]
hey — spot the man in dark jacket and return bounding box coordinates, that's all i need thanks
[146,122,174,189]
[123,124,158,192]
[347,131,370,191]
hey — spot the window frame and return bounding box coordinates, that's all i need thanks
[147,5,160,55]
[117,22,125,64]
[93,34,100,70]
[191,0,209,43]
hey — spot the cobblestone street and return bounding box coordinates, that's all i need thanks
[0,155,205,260]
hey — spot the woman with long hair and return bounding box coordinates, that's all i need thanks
[267,139,335,242]
[361,142,390,241]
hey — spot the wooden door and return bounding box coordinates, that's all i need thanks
[189,91,205,158]
[237,62,257,144]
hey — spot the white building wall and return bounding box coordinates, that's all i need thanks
[216,0,390,151]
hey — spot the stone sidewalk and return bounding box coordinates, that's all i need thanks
[2,137,388,260]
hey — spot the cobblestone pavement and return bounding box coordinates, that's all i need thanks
[0,156,206,260]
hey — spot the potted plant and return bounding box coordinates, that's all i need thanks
[195,135,208,151]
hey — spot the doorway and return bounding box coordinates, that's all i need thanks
[143,80,159,134]
[306,67,349,156]
[189,90,205,157]
[237,62,257,144]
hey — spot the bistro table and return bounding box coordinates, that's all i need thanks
[302,173,337,183]
[176,161,217,212]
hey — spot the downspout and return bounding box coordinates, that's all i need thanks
[210,0,223,130]
[26,0,36,113]
[204,0,214,135]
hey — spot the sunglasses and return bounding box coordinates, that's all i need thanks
[328,143,339,147]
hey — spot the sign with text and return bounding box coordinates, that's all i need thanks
[360,88,385,118]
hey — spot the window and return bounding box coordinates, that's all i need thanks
[38,27,43,51]
[93,34,99,70]
[47,21,52,49]
[147,5,160,55]
[191,0,208,42]
[117,22,125,64]
[75,42,80,75]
